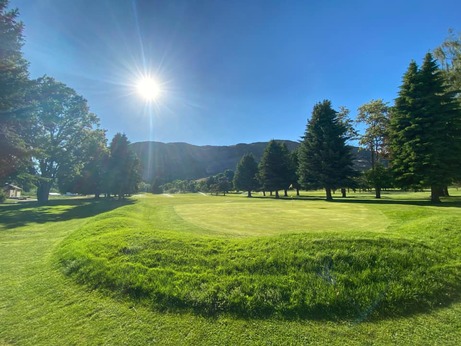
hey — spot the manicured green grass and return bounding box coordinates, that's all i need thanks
[174,197,391,235]
[1,192,461,344]
[55,192,461,321]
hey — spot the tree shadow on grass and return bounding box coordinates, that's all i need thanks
[0,198,135,230]
[327,196,461,208]
[256,193,461,208]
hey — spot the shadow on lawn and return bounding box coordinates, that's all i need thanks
[253,193,461,208]
[0,198,135,230]
[331,197,461,208]
[333,196,461,208]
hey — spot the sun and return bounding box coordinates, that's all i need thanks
[136,76,161,101]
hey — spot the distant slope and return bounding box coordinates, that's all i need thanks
[131,141,370,182]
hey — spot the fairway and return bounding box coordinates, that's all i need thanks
[1,192,461,345]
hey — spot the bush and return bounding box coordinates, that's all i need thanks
[0,189,6,203]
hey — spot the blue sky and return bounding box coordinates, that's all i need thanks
[10,0,461,146]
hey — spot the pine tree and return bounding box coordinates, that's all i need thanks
[289,148,301,196]
[390,53,461,202]
[233,153,259,197]
[298,100,356,201]
[258,140,292,199]
[106,133,141,199]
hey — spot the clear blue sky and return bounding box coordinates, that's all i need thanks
[10,0,461,146]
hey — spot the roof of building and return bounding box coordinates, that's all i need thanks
[4,183,22,190]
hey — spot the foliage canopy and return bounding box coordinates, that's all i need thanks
[298,100,356,200]
[390,53,461,202]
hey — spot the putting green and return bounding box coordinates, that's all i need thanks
[174,200,390,236]
[54,193,461,321]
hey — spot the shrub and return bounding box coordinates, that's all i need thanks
[0,189,6,203]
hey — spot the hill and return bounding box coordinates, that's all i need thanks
[130,140,370,182]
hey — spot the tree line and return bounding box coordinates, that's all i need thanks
[0,2,141,203]
[161,49,461,203]
[234,50,461,203]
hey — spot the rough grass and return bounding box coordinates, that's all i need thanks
[55,192,461,320]
[1,191,461,345]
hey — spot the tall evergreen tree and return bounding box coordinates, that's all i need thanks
[258,140,292,199]
[390,53,461,203]
[106,133,141,199]
[223,169,234,191]
[389,61,420,190]
[0,0,32,182]
[282,144,297,197]
[298,100,356,201]
[289,148,301,196]
[233,153,259,197]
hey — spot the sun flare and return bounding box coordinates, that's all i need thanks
[136,76,161,101]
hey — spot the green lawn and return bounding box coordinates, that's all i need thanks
[1,191,461,345]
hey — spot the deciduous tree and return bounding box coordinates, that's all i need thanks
[30,76,100,203]
[61,129,109,198]
[356,99,390,198]
[434,30,461,98]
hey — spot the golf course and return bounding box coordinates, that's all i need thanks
[1,190,461,345]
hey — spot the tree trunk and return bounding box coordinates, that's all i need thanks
[325,187,333,201]
[296,188,300,196]
[444,186,450,197]
[247,190,252,197]
[275,190,280,199]
[430,185,442,203]
[37,181,52,204]
[371,147,375,173]
[341,188,346,198]
[284,189,288,197]
[375,186,381,199]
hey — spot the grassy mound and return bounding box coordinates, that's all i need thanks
[55,193,461,320]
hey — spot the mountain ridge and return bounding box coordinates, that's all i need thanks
[130,140,370,183]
